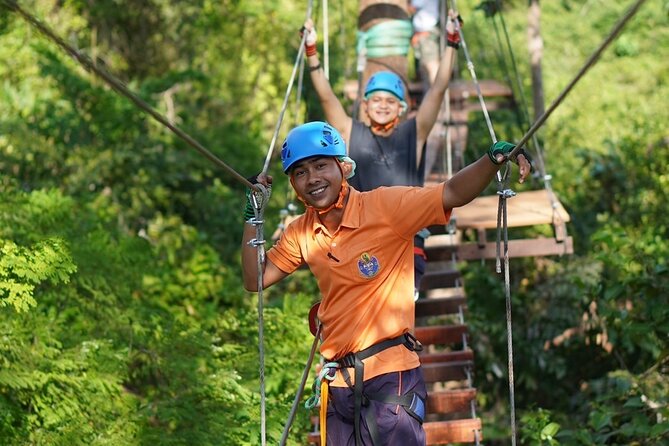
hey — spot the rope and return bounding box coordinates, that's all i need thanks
[262,0,315,174]
[247,183,271,445]
[257,3,315,443]
[449,1,517,443]
[508,0,648,160]
[449,2,498,146]
[279,324,322,446]
[323,0,330,79]
[0,0,259,192]
[489,3,566,241]
[491,2,549,178]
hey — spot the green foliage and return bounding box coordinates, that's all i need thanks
[461,0,669,443]
[1,0,667,444]
[0,237,76,312]
[520,408,560,446]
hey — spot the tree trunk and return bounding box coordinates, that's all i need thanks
[528,0,545,122]
[356,1,410,120]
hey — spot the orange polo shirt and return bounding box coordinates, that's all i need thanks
[267,183,451,386]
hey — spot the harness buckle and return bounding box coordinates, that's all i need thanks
[338,354,356,368]
[403,332,423,352]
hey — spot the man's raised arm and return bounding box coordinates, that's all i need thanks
[442,142,532,210]
[415,10,460,148]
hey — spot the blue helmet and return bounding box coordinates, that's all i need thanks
[364,71,405,102]
[281,121,346,173]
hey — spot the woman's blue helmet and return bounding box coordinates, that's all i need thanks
[281,121,347,173]
[364,71,405,102]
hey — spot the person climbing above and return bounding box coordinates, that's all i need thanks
[302,10,460,186]
[301,10,462,296]
[409,0,442,86]
[241,121,531,446]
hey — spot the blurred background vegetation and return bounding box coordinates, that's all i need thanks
[0,0,667,444]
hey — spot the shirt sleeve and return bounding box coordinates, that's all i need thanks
[377,183,451,238]
[266,219,304,274]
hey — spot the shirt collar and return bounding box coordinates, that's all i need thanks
[309,187,362,235]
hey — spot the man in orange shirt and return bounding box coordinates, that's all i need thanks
[241,121,531,445]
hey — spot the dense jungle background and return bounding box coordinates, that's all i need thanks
[0,0,667,444]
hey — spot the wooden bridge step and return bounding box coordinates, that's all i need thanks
[415,324,467,347]
[415,295,467,317]
[419,269,461,291]
[453,189,571,229]
[424,418,483,444]
[425,237,574,261]
[427,388,478,415]
[419,349,474,365]
[422,360,472,383]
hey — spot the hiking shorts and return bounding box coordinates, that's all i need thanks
[326,367,427,445]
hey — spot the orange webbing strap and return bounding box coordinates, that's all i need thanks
[320,380,329,445]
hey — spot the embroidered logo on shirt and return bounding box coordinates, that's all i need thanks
[357,252,380,278]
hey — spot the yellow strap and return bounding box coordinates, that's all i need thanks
[320,380,329,445]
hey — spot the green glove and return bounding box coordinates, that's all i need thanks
[488,141,517,165]
[243,174,272,222]
[244,188,256,221]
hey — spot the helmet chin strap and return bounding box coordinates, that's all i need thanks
[370,116,399,133]
[291,162,350,215]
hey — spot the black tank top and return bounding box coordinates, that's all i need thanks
[347,118,426,191]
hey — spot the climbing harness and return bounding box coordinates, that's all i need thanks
[305,333,425,446]
[304,361,338,445]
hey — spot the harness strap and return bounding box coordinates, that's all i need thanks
[413,246,427,259]
[334,333,423,446]
[365,390,426,424]
[320,380,329,446]
[337,332,423,367]
[353,355,365,445]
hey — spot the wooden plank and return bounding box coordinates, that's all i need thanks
[424,244,458,262]
[419,349,474,365]
[415,295,467,317]
[409,79,512,99]
[422,360,471,383]
[309,414,482,444]
[420,269,461,291]
[457,236,574,260]
[452,189,571,229]
[307,431,320,445]
[415,325,467,347]
[427,389,477,415]
[449,79,513,99]
[424,418,483,444]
